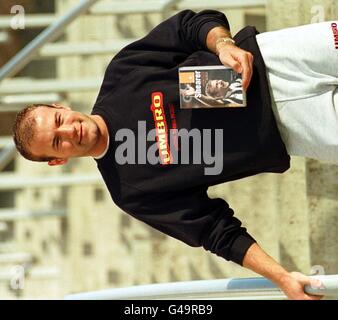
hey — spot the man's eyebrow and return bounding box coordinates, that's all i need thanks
[55,111,60,124]
[52,111,58,150]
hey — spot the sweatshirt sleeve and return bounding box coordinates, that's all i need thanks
[95,10,231,103]
[120,185,256,266]
[116,9,231,56]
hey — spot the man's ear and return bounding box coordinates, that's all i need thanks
[48,158,68,166]
[52,103,71,111]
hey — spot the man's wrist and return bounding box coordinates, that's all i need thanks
[276,271,293,287]
[215,37,236,55]
[206,26,233,54]
[242,243,291,286]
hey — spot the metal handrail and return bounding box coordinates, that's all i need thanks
[0,143,16,171]
[0,0,100,82]
[65,275,338,300]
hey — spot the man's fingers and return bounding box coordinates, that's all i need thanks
[292,272,322,287]
[225,53,253,91]
[309,278,324,289]
[219,47,254,91]
[225,57,242,73]
[241,60,250,91]
[237,53,253,91]
[290,272,324,299]
[301,294,322,300]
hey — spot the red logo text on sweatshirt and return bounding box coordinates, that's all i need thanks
[331,23,338,49]
[150,92,172,165]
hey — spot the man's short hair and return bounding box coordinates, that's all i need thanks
[13,104,56,162]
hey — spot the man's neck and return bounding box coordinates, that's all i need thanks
[89,115,109,157]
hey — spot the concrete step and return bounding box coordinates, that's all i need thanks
[0,222,8,232]
[177,0,266,10]
[38,39,137,57]
[0,252,33,264]
[0,243,17,253]
[0,172,102,190]
[0,0,266,30]
[0,31,9,43]
[0,208,65,221]
[90,0,178,15]
[0,14,55,29]
[0,266,59,281]
[0,78,101,95]
[89,0,266,15]
[0,93,62,112]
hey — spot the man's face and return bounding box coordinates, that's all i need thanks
[29,105,100,161]
[208,80,229,97]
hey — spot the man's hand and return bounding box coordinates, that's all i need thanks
[216,42,253,91]
[278,272,324,300]
[242,243,324,300]
[206,26,253,91]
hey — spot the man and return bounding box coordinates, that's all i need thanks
[13,10,335,299]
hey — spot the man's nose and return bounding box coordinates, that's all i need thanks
[57,125,76,140]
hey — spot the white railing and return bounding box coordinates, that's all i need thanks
[65,275,338,300]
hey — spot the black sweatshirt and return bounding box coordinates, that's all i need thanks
[91,10,290,265]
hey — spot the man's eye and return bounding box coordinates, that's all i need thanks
[58,115,62,126]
